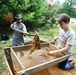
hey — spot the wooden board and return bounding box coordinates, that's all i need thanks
[10,48,25,70]
[12,43,49,52]
[4,55,13,75]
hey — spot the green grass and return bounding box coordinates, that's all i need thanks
[0,40,11,74]
[69,18,76,53]
[0,40,11,54]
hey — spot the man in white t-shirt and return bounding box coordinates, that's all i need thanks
[10,14,27,56]
[11,14,27,46]
[48,13,75,70]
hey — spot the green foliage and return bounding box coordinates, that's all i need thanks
[58,0,76,17]
[48,28,58,37]
[0,0,58,31]
[37,27,58,38]
[0,55,6,74]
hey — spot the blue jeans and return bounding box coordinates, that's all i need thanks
[58,59,73,70]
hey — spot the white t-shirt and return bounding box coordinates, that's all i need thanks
[11,22,27,46]
[58,27,75,54]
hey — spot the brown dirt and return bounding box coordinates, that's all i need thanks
[19,47,54,68]
[29,33,41,54]
[1,65,19,75]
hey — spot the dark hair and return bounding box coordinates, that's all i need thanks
[58,13,70,24]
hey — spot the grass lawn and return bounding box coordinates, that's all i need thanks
[69,19,76,53]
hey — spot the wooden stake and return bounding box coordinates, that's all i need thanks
[4,47,15,75]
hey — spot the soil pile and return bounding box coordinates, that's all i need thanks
[30,33,41,54]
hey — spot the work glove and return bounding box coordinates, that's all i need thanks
[50,39,57,44]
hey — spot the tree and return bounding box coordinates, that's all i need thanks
[58,0,76,17]
[0,0,58,31]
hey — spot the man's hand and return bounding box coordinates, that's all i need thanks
[23,32,31,36]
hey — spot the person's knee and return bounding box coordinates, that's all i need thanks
[58,61,73,70]
[64,62,73,70]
